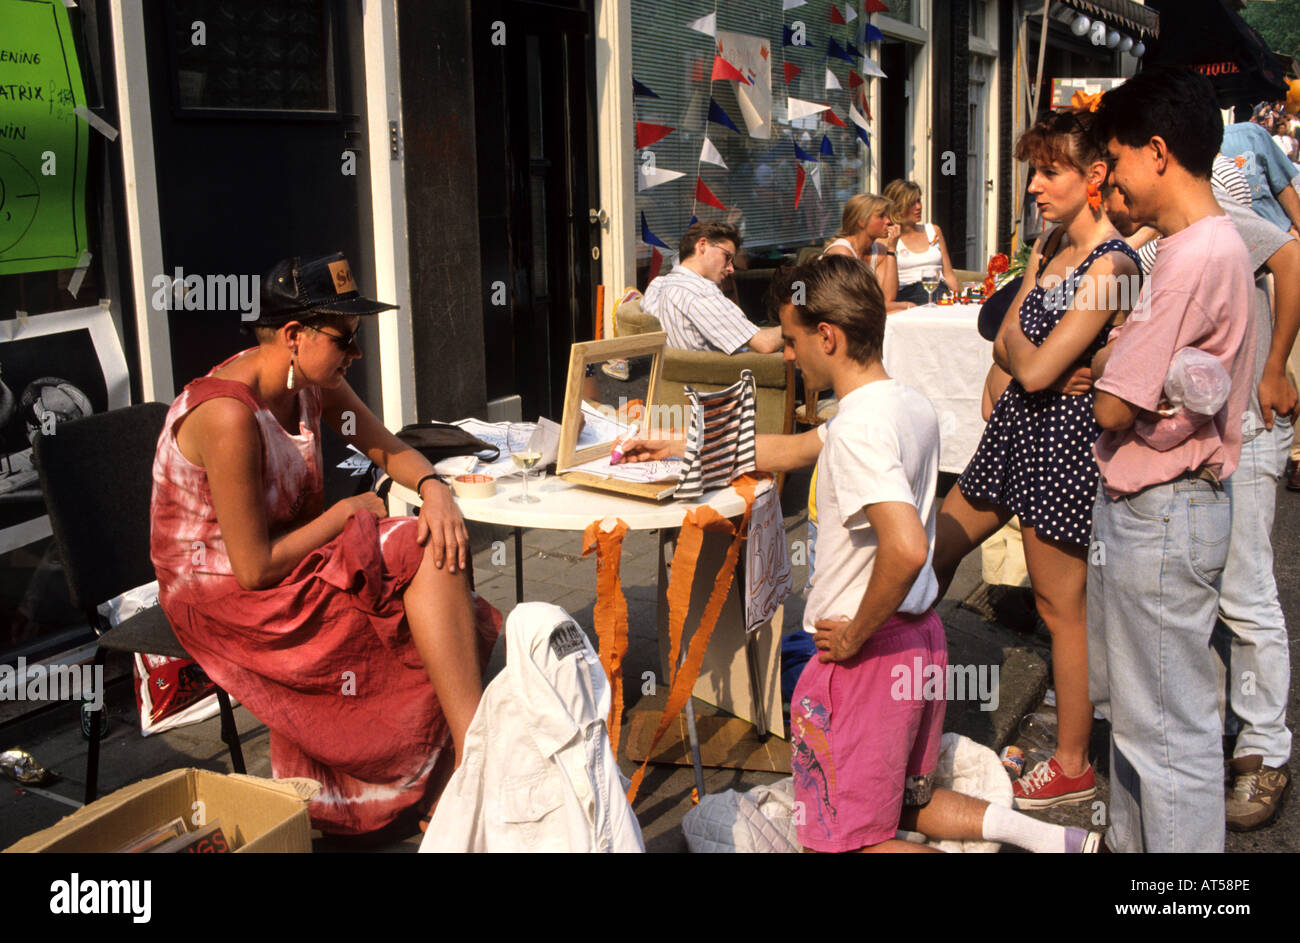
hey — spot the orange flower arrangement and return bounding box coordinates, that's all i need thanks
[984,252,1010,298]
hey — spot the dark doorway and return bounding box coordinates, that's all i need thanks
[879,40,911,188]
[142,0,379,409]
[473,0,598,422]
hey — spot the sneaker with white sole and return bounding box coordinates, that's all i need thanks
[1013,757,1097,809]
[1226,756,1290,832]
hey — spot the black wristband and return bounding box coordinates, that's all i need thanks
[415,473,445,494]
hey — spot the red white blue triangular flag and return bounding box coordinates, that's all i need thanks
[648,248,664,282]
[795,164,806,209]
[640,212,672,250]
[687,12,716,37]
[784,62,802,84]
[861,58,887,78]
[830,4,846,24]
[708,98,741,134]
[787,96,829,120]
[695,177,727,210]
[794,141,816,162]
[828,38,854,64]
[844,3,858,22]
[632,77,659,98]
[825,68,842,91]
[849,103,871,145]
[712,56,751,84]
[862,0,889,11]
[863,23,884,42]
[700,137,728,170]
[820,134,834,158]
[823,107,847,128]
[636,122,675,148]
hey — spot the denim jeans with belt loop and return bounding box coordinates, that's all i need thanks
[1087,474,1232,853]
[1213,417,1293,767]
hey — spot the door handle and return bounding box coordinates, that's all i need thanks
[588,208,608,225]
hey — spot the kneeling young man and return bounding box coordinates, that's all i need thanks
[625,255,1098,853]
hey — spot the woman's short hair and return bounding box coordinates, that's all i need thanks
[766,255,885,366]
[834,193,892,241]
[883,179,923,224]
[1014,108,1108,176]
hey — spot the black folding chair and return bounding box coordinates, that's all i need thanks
[33,403,245,802]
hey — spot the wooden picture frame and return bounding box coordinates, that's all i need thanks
[556,333,674,500]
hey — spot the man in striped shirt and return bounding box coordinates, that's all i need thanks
[642,221,783,354]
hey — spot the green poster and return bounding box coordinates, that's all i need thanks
[0,0,89,275]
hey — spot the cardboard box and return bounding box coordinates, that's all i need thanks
[4,769,318,853]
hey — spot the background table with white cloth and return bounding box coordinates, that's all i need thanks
[882,303,994,474]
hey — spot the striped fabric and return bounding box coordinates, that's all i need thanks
[1212,153,1253,209]
[642,265,758,353]
[673,370,757,498]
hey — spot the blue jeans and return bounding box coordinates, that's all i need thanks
[1088,476,1231,853]
[1214,418,1293,767]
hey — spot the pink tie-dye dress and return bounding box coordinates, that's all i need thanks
[149,356,499,835]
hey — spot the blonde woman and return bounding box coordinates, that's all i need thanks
[822,193,915,313]
[884,179,959,305]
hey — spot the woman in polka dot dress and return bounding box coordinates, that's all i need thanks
[932,110,1141,810]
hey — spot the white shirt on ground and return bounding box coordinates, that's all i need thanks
[421,602,645,853]
[803,379,941,633]
[642,264,759,353]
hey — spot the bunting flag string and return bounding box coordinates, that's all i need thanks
[635,122,675,148]
[794,164,807,209]
[632,77,659,99]
[711,55,750,85]
[844,3,858,22]
[782,0,806,8]
[793,141,816,163]
[638,163,686,191]
[862,0,889,11]
[787,96,829,121]
[820,134,834,157]
[863,23,884,42]
[830,4,846,24]
[846,40,862,59]
[848,69,863,89]
[640,211,672,250]
[825,67,842,91]
[708,98,742,134]
[849,103,872,146]
[823,107,848,128]
[807,161,823,197]
[687,12,716,37]
[700,136,728,170]
[860,57,887,78]
[783,61,802,84]
[695,177,727,211]
[648,249,664,282]
[827,37,854,64]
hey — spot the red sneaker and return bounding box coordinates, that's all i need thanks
[1013,758,1096,809]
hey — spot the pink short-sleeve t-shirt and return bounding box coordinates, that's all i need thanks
[1093,214,1255,497]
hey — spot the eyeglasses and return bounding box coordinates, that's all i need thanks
[710,242,735,267]
[307,323,360,351]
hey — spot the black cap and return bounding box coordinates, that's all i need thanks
[255,251,398,327]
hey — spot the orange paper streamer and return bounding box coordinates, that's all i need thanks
[625,476,761,804]
[582,519,630,760]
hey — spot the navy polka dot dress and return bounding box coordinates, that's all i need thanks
[958,239,1141,548]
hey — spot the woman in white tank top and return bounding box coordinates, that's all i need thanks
[884,179,959,305]
[820,193,915,312]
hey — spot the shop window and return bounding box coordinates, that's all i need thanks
[630,0,891,279]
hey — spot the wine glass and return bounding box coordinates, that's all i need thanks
[920,267,941,306]
[507,423,541,504]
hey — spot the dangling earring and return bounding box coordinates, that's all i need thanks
[1087,182,1103,213]
[287,355,296,391]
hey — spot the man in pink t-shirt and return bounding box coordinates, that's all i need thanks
[1088,68,1256,854]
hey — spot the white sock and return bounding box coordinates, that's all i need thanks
[981,802,1072,853]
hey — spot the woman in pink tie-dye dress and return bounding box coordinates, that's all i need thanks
[150,253,499,835]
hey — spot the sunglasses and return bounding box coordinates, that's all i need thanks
[307,323,361,351]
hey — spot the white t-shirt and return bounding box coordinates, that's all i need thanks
[803,379,941,633]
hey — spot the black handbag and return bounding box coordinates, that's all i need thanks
[394,422,501,464]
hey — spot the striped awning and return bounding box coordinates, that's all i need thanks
[1058,0,1160,39]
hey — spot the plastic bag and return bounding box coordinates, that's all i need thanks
[1163,347,1230,417]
